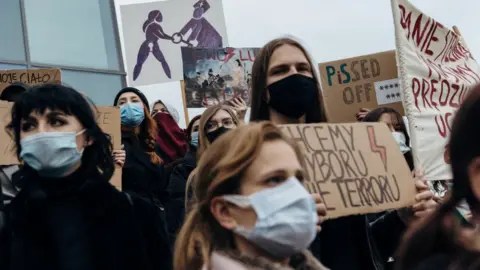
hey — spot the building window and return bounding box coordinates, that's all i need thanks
[0,0,125,105]
[0,0,26,62]
[24,0,121,70]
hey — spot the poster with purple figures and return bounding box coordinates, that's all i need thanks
[182,47,259,108]
[120,0,228,86]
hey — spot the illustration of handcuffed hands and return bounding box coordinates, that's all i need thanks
[397,170,438,224]
[113,144,126,168]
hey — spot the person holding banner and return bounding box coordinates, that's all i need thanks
[0,84,171,270]
[395,87,480,270]
[174,122,328,270]
[249,37,437,270]
[184,105,240,212]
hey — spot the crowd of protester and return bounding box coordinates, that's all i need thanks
[0,36,478,270]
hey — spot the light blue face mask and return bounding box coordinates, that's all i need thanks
[392,131,411,154]
[223,177,318,258]
[121,103,145,127]
[190,131,199,148]
[20,130,86,178]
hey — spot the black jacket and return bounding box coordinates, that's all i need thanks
[0,168,172,270]
[310,211,406,270]
[122,133,170,208]
[165,147,197,238]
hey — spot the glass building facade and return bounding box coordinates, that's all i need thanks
[0,0,125,105]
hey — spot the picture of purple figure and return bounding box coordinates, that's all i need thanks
[177,0,223,48]
[133,10,173,81]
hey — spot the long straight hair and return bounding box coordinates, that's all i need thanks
[249,37,327,123]
[395,86,480,270]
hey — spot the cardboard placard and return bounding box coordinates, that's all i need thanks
[392,0,480,180]
[0,68,61,95]
[319,51,405,123]
[0,103,122,189]
[279,122,416,219]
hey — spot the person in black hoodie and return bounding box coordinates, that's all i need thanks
[165,115,201,238]
[0,84,171,270]
[249,37,438,270]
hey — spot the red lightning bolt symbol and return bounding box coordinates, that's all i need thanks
[223,47,235,63]
[367,126,387,171]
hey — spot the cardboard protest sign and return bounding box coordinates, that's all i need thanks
[0,103,122,189]
[120,0,228,86]
[392,0,480,180]
[279,122,416,219]
[319,51,405,123]
[0,68,61,95]
[182,47,259,108]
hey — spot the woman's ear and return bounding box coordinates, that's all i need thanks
[468,157,480,200]
[210,197,238,230]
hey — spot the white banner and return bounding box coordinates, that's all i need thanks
[391,0,480,180]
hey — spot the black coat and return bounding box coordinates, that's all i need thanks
[0,168,172,270]
[310,211,406,270]
[165,148,197,238]
[122,133,170,208]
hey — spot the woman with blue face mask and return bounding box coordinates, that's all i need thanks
[174,122,328,270]
[0,84,171,270]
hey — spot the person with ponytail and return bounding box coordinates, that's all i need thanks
[174,122,328,270]
[395,87,480,270]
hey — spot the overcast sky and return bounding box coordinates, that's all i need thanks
[115,0,480,126]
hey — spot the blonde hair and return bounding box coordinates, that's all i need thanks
[174,122,305,270]
[197,105,240,160]
[184,105,240,213]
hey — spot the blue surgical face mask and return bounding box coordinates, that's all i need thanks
[191,131,199,148]
[223,177,318,258]
[121,103,145,127]
[392,131,410,154]
[20,130,86,178]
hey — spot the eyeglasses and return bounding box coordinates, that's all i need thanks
[205,118,234,132]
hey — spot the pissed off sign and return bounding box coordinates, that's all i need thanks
[319,51,405,123]
[279,122,415,219]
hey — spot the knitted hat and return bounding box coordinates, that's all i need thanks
[113,87,150,113]
[0,82,30,102]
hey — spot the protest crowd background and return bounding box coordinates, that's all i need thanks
[0,0,479,269]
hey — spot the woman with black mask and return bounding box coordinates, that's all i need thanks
[249,37,437,270]
[0,84,171,270]
[184,105,240,213]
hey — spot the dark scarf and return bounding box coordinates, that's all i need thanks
[154,113,188,164]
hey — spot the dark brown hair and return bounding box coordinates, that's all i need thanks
[395,86,480,270]
[249,37,327,123]
[186,114,202,143]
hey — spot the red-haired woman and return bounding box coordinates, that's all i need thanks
[114,88,172,267]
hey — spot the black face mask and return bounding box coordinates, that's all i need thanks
[206,126,231,143]
[267,74,318,119]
